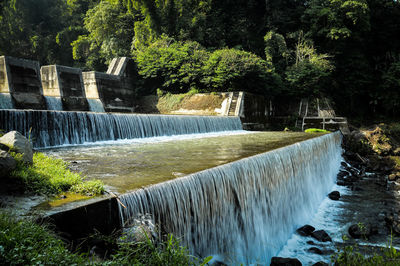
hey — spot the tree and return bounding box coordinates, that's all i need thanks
[71,0,136,70]
[202,48,281,95]
[0,0,70,64]
[284,36,334,98]
[135,38,209,95]
[264,31,289,74]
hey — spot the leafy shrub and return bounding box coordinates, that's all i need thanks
[135,38,282,96]
[201,48,281,95]
[10,152,104,195]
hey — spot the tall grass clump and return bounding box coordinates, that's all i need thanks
[10,152,104,195]
[332,235,400,265]
[109,233,211,266]
[0,212,88,265]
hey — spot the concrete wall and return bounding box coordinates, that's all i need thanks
[0,56,46,109]
[41,65,89,111]
[83,57,136,113]
[238,92,270,130]
[43,197,121,243]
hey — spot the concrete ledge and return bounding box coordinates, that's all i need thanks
[43,196,121,240]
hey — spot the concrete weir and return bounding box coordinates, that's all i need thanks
[43,132,342,264]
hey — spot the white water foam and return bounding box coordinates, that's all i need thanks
[39,130,253,150]
[0,110,243,148]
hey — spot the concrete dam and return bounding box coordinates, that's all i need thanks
[0,56,136,112]
[0,55,344,264]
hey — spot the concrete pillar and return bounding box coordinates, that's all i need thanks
[41,65,89,111]
[0,56,46,110]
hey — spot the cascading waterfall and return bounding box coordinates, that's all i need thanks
[119,132,342,264]
[44,96,63,111]
[0,109,242,148]
[0,93,13,109]
[87,98,105,112]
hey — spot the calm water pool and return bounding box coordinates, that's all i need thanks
[45,131,319,193]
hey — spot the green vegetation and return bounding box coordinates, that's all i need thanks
[112,233,211,265]
[332,235,400,265]
[1,0,400,119]
[10,152,104,195]
[0,212,210,265]
[0,212,88,265]
[305,128,331,133]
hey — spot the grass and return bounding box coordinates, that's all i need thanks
[0,212,88,265]
[10,152,104,196]
[305,128,331,133]
[0,212,211,266]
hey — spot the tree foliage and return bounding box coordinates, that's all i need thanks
[1,0,400,118]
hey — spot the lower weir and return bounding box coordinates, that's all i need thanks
[118,132,342,264]
[0,109,242,148]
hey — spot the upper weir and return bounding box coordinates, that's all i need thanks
[0,109,243,148]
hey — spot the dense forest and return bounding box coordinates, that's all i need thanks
[1,0,400,119]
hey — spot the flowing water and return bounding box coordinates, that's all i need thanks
[87,98,105,112]
[44,96,63,111]
[0,93,13,109]
[45,131,318,193]
[116,132,342,264]
[0,110,242,148]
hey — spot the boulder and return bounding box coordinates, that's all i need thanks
[297,225,315,236]
[311,230,332,242]
[308,247,323,255]
[328,191,340,200]
[270,257,302,266]
[0,143,9,151]
[312,262,328,266]
[0,150,17,177]
[0,131,33,164]
[348,223,378,239]
[385,215,400,236]
[119,214,157,243]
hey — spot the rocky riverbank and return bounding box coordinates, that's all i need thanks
[275,124,400,265]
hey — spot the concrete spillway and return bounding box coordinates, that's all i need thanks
[0,109,242,148]
[118,132,342,264]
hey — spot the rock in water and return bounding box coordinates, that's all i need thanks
[312,262,328,266]
[348,223,378,239]
[311,230,332,242]
[270,257,302,266]
[328,191,340,200]
[0,131,33,164]
[308,247,323,255]
[0,150,17,177]
[297,225,315,236]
